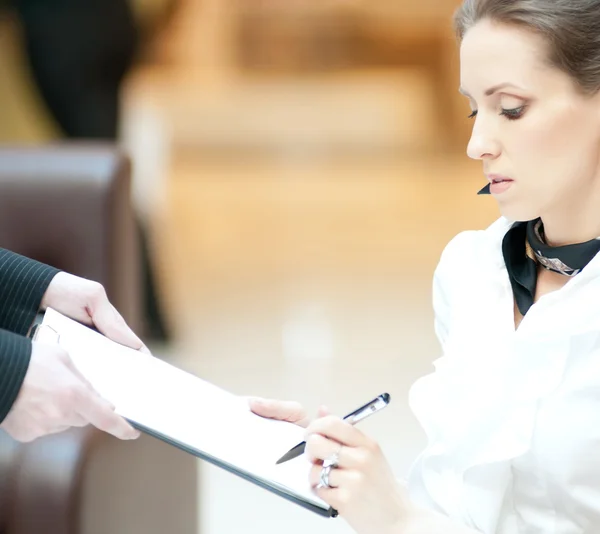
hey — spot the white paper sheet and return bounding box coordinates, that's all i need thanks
[38,308,328,510]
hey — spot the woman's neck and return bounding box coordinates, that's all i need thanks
[541,213,600,247]
[539,178,600,246]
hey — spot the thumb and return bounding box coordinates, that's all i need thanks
[248,397,310,427]
[91,298,147,352]
[316,405,331,418]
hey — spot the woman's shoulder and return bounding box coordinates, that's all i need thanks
[431,217,513,339]
[438,216,512,269]
[433,217,513,296]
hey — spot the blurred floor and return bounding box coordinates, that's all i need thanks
[0,1,502,531]
[124,41,499,534]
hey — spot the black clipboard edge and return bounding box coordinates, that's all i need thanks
[127,419,338,519]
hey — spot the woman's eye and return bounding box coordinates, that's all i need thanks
[467,110,478,119]
[500,106,526,120]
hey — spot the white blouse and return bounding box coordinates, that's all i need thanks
[407,217,600,534]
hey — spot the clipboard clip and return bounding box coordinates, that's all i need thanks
[29,322,61,344]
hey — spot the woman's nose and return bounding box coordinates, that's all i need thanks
[466,119,501,161]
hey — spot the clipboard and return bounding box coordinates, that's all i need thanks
[31,308,337,518]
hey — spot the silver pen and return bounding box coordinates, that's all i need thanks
[275,393,390,465]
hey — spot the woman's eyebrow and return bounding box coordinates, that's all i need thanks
[459,83,525,97]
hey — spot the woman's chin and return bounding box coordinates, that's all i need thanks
[497,202,540,223]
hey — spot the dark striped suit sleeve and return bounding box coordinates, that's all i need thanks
[0,330,32,422]
[0,249,59,422]
[0,248,60,335]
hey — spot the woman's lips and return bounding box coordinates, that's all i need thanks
[486,174,514,195]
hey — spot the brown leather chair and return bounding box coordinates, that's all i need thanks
[0,143,142,332]
[0,144,198,534]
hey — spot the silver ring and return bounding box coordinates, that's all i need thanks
[316,449,341,489]
[323,452,339,469]
[317,463,334,489]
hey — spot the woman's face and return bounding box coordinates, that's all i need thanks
[460,19,600,223]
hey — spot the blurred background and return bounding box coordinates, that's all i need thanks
[0,0,499,533]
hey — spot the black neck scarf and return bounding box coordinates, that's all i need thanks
[479,183,600,315]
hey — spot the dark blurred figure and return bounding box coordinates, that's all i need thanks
[15,0,137,139]
[11,0,170,341]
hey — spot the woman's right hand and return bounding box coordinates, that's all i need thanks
[248,397,329,428]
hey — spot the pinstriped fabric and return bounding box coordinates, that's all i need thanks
[0,330,31,422]
[0,248,59,336]
[0,248,59,422]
